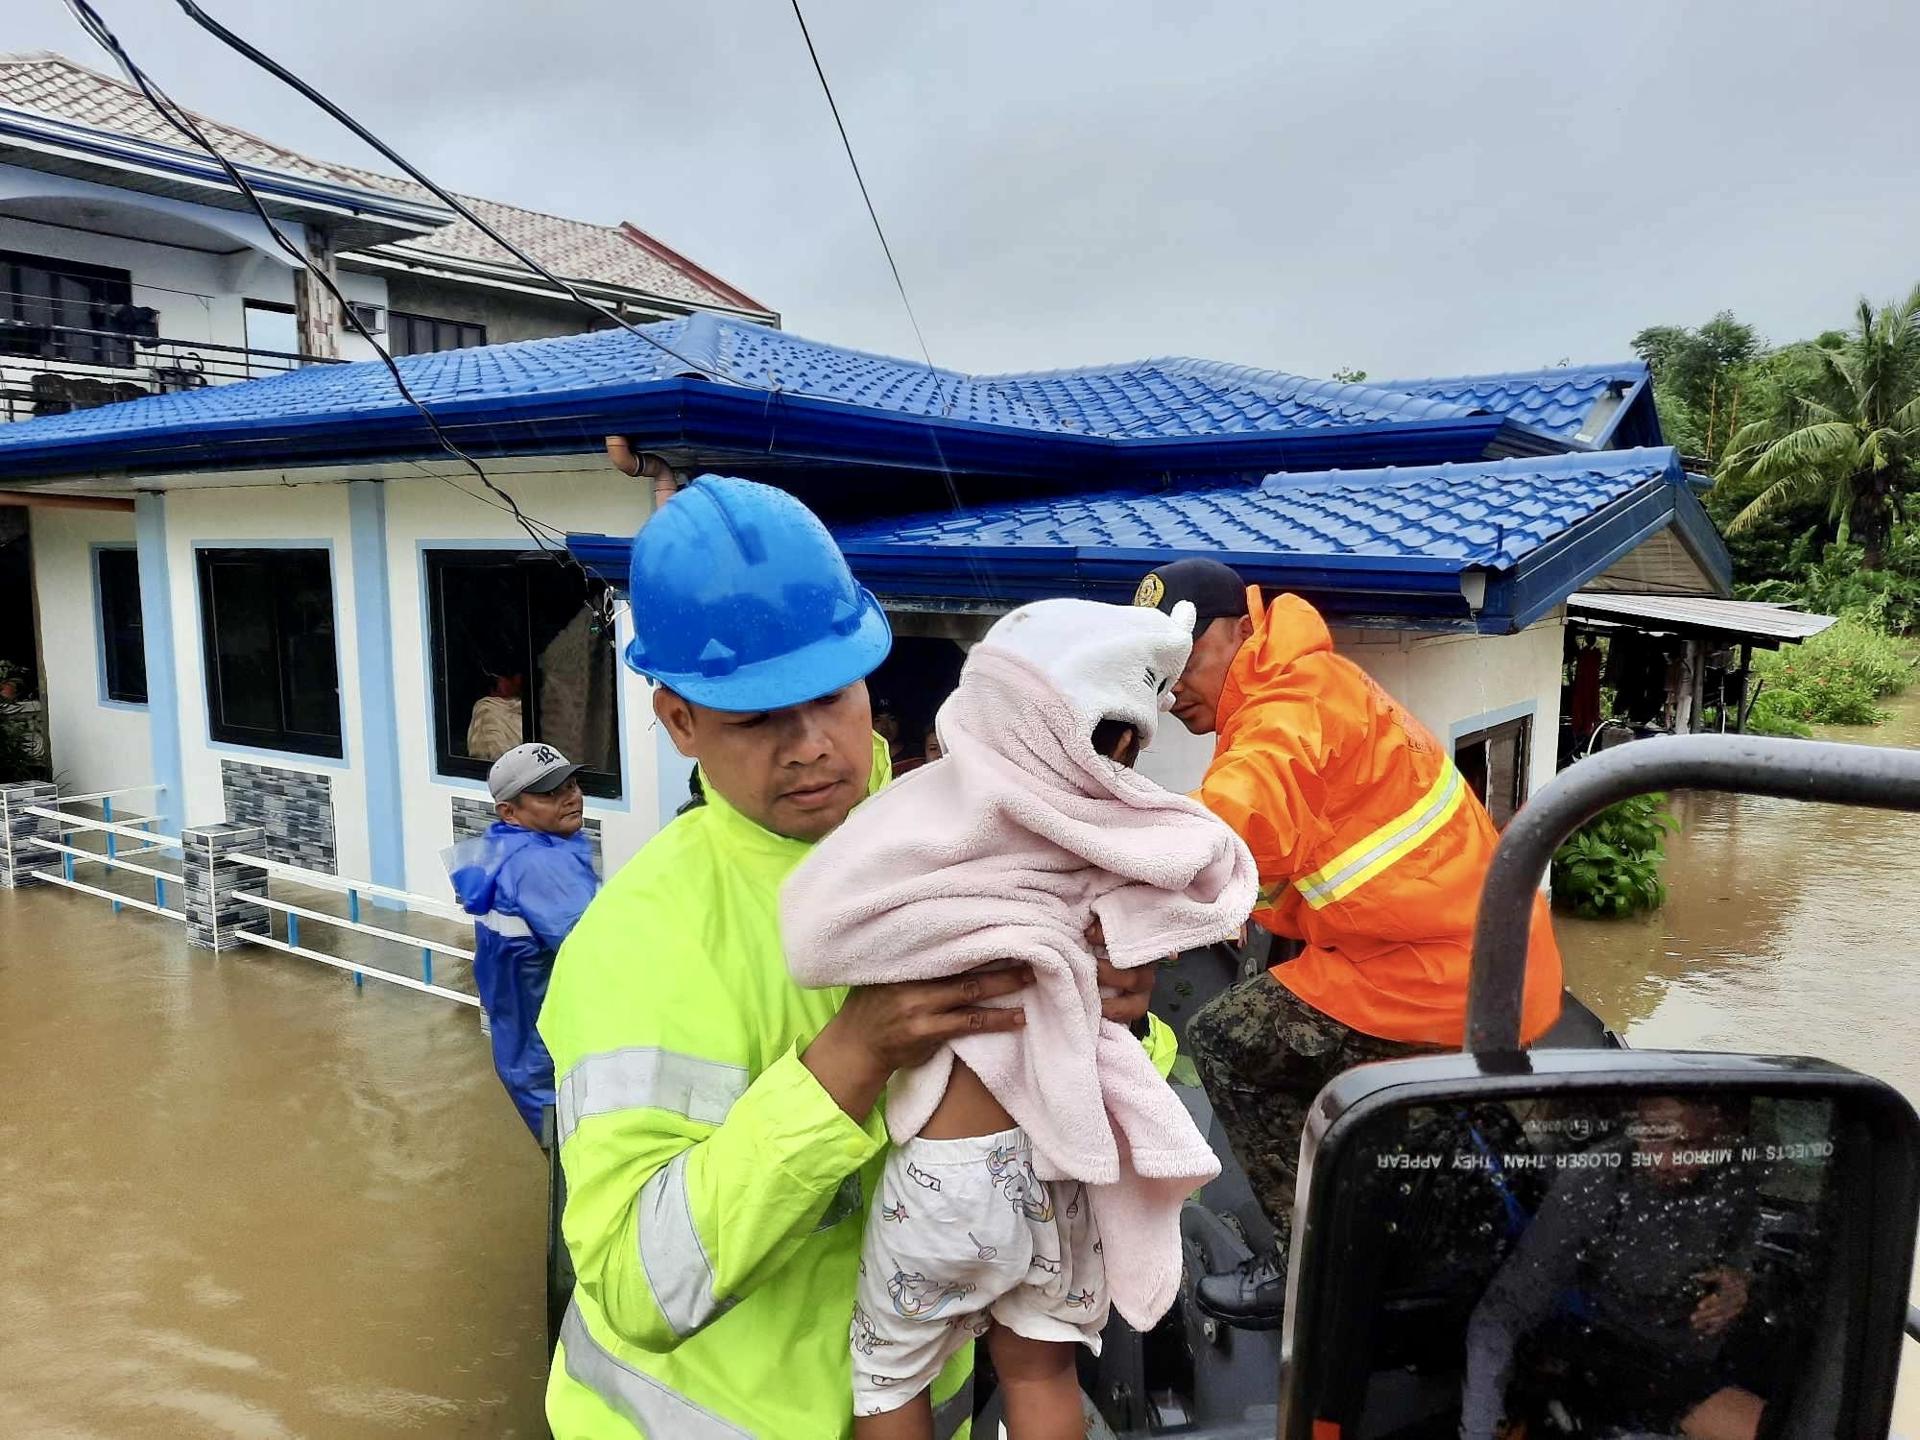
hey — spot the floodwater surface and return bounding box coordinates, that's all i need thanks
[0,882,549,1437]
[1559,688,1920,1433]
[6,696,1918,1436]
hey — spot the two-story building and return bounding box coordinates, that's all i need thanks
[0,50,774,799]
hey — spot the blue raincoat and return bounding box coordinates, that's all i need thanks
[446,822,600,1136]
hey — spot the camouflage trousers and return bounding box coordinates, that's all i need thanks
[1187,973,1435,1259]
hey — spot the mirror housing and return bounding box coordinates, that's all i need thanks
[1281,1049,1920,1440]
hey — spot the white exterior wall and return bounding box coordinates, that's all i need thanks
[0,209,388,363]
[382,467,656,892]
[1136,616,1566,802]
[159,483,373,876]
[26,505,152,797]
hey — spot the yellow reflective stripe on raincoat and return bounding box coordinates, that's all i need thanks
[1294,763,1467,910]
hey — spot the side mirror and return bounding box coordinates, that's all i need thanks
[1279,1051,1920,1439]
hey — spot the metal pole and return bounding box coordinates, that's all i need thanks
[349,890,364,989]
[422,947,434,986]
[1467,735,1920,1054]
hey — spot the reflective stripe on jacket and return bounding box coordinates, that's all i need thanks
[537,737,975,1438]
[1198,590,1563,1046]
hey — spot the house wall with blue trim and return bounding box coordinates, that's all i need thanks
[380,467,658,892]
[157,483,376,877]
[24,505,151,797]
[1131,619,1566,802]
[21,465,667,897]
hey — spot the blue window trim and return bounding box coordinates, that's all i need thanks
[90,541,147,711]
[348,483,406,892]
[134,496,184,838]
[412,537,631,812]
[190,537,352,769]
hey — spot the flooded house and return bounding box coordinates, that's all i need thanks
[3,299,1742,891]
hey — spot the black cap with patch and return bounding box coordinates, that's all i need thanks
[1132,558,1249,634]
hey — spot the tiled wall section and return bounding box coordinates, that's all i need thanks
[220,760,337,872]
[449,795,604,872]
[0,782,59,888]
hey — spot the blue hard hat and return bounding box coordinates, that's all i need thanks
[624,475,892,712]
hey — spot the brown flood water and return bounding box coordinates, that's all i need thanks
[4,697,1917,1437]
[0,882,550,1437]
[1558,687,1920,1432]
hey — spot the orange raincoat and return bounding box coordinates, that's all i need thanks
[1197,590,1563,1046]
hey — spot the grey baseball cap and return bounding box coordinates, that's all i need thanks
[488,742,584,803]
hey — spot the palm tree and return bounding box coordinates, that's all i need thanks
[1718,283,1920,569]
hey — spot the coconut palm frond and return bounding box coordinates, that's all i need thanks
[1742,420,1858,483]
[1892,391,1920,434]
[1728,469,1838,533]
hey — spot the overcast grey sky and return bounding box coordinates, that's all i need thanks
[13,1,1919,379]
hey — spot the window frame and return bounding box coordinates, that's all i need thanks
[0,248,135,368]
[1453,713,1533,829]
[93,544,147,707]
[195,545,344,759]
[423,547,622,800]
[388,310,487,357]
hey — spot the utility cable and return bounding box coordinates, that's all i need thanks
[61,0,602,606]
[786,0,998,599]
[169,0,726,386]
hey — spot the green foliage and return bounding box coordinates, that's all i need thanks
[0,660,48,784]
[1716,286,1920,569]
[1746,616,1916,728]
[1634,312,1761,462]
[1331,366,1368,385]
[1552,793,1679,919]
[1738,525,1920,635]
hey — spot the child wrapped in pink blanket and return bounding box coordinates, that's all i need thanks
[782,597,1257,1436]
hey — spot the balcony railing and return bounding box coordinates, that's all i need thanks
[0,310,341,424]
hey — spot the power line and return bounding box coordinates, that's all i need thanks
[786,0,935,373]
[786,0,998,599]
[168,0,725,386]
[60,0,598,599]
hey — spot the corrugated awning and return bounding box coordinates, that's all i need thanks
[1568,591,1837,645]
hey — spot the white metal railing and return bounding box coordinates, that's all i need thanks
[20,791,480,1009]
[25,798,184,917]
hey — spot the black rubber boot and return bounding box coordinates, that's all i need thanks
[1194,1250,1287,1330]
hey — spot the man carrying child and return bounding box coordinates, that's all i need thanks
[1134,557,1566,1328]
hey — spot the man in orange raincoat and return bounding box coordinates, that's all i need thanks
[1134,558,1564,1327]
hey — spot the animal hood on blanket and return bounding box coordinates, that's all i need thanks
[781,598,1257,1327]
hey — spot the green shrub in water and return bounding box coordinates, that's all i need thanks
[1551,793,1679,919]
[1747,616,1915,729]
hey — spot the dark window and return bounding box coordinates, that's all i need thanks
[426,550,620,798]
[0,250,134,367]
[1455,715,1532,829]
[196,548,342,757]
[96,548,146,704]
[389,310,486,357]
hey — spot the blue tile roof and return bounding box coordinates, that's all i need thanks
[0,314,1639,484]
[1378,363,1650,440]
[817,447,1729,630]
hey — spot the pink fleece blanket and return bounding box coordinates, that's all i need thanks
[781,646,1257,1328]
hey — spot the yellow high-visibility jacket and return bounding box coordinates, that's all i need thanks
[539,737,1178,1438]
[538,739,976,1438]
